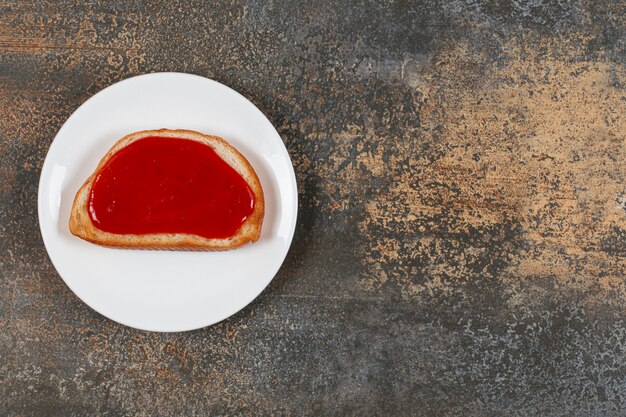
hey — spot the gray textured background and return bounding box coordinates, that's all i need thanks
[1,1,625,416]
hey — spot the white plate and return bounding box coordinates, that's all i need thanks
[38,73,297,332]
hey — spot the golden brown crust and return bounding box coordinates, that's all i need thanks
[69,129,264,250]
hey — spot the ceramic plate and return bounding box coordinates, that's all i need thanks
[38,72,297,332]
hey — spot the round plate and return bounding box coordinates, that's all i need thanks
[38,73,298,332]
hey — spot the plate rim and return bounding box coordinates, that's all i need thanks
[37,71,298,332]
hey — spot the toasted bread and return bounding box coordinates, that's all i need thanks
[69,129,264,250]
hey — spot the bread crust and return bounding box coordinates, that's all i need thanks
[69,129,264,250]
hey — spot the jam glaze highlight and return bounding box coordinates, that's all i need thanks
[88,136,255,239]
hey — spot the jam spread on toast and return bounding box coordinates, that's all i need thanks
[88,136,255,239]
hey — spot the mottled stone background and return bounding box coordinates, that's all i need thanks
[1,0,625,415]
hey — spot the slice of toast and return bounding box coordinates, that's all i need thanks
[69,129,264,250]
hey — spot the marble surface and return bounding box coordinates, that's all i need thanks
[1,1,625,415]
